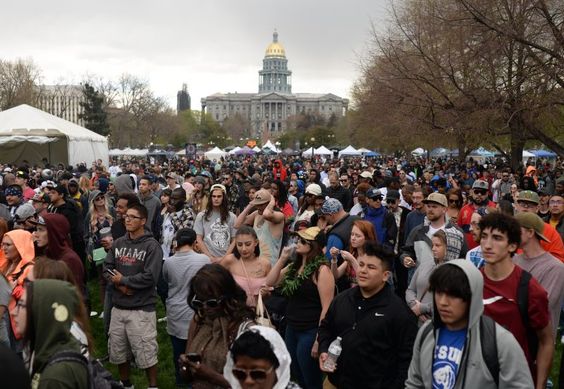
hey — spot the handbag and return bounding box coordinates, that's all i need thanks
[255,292,274,328]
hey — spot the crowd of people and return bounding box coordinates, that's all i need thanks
[0,153,562,389]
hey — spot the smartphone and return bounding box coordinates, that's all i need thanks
[187,353,202,363]
[105,268,116,277]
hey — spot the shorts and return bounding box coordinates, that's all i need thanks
[108,307,158,369]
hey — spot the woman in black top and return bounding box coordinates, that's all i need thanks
[264,227,334,389]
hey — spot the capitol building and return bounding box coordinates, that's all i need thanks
[201,31,349,140]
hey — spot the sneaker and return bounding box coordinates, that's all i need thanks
[120,382,134,389]
[89,311,98,317]
[157,316,167,323]
[99,312,104,319]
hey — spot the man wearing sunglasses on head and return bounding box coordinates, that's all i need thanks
[103,203,163,389]
[458,180,495,249]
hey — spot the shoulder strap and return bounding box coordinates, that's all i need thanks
[479,316,499,387]
[516,270,531,328]
[516,269,539,358]
[46,350,88,368]
[418,321,434,350]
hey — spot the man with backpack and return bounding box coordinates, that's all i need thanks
[406,259,533,388]
[479,212,554,389]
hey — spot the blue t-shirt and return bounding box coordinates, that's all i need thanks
[432,327,466,389]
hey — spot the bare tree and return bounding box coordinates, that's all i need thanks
[0,58,42,110]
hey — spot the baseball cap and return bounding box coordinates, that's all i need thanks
[515,212,550,242]
[210,184,226,194]
[321,198,343,214]
[295,226,321,241]
[15,170,29,179]
[14,203,36,222]
[472,180,489,190]
[305,184,322,197]
[360,171,373,179]
[32,192,50,203]
[52,184,68,196]
[41,180,56,189]
[423,192,448,207]
[29,215,46,226]
[386,189,400,200]
[517,190,540,205]
[366,188,383,200]
[250,189,272,206]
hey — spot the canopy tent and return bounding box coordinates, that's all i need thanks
[529,149,557,158]
[204,146,227,160]
[358,147,372,154]
[338,145,362,157]
[252,146,261,153]
[365,151,381,157]
[429,147,450,157]
[110,147,148,156]
[411,147,427,156]
[262,140,279,153]
[301,147,315,158]
[228,146,242,155]
[315,146,333,155]
[235,146,255,155]
[0,104,109,166]
[469,147,495,157]
[522,150,535,158]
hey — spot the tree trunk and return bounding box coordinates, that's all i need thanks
[509,117,526,171]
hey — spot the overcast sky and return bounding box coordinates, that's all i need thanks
[2,0,390,109]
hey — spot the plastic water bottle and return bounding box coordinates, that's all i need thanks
[323,336,342,371]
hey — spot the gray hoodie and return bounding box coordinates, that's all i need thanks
[103,231,163,311]
[405,259,533,389]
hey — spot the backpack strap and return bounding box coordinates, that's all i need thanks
[479,316,499,387]
[46,350,88,368]
[418,321,434,350]
[516,270,539,359]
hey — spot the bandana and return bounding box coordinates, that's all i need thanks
[5,187,22,197]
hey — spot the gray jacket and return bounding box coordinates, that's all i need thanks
[139,192,161,232]
[405,260,533,388]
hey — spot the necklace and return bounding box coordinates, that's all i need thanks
[280,256,325,297]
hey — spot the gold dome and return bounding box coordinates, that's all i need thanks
[265,31,286,58]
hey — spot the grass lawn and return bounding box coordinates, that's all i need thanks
[87,277,563,388]
[87,278,176,388]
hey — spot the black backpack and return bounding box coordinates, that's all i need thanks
[46,351,123,389]
[419,315,500,386]
[515,270,539,360]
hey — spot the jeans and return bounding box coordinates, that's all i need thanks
[284,326,322,389]
[170,335,187,386]
[103,284,114,338]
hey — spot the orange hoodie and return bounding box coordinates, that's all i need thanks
[4,230,35,339]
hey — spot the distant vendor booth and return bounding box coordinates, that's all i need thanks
[0,104,109,166]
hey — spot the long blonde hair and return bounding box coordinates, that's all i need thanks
[88,194,113,227]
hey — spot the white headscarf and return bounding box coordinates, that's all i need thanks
[223,325,292,389]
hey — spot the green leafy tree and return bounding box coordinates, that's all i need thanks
[79,83,110,136]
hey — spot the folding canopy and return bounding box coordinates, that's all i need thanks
[204,146,227,160]
[0,104,109,166]
[338,145,362,157]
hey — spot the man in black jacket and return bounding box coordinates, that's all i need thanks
[318,241,418,389]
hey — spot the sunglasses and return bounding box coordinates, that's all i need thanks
[370,196,383,201]
[232,366,274,382]
[448,198,459,203]
[386,199,396,204]
[298,238,311,245]
[191,296,224,310]
[473,189,487,195]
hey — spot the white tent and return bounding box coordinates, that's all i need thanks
[252,146,261,152]
[0,104,109,165]
[411,147,427,156]
[358,147,372,154]
[204,146,227,160]
[302,147,315,158]
[338,145,362,157]
[522,150,535,158]
[229,146,242,155]
[263,140,279,153]
[315,145,333,155]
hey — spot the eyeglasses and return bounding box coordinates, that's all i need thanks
[448,198,459,203]
[124,214,143,221]
[549,200,564,205]
[298,238,311,245]
[473,189,487,195]
[95,196,105,201]
[191,296,224,310]
[370,197,383,202]
[386,199,396,204]
[232,366,274,382]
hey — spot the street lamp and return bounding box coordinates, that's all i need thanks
[275,141,281,152]
[310,137,315,159]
